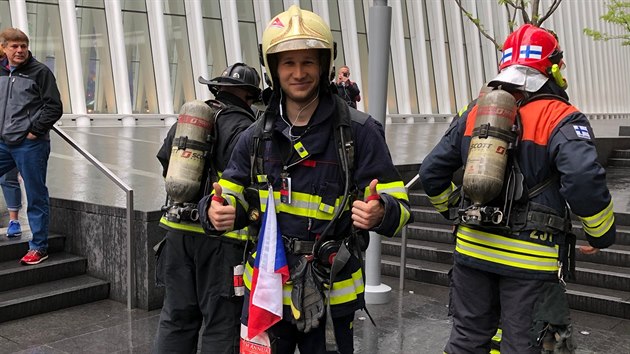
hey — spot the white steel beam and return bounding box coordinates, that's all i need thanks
[58,0,88,120]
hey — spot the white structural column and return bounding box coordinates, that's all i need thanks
[578,2,596,114]
[565,1,586,110]
[446,3,469,110]
[338,0,365,112]
[58,0,88,122]
[219,0,242,65]
[427,1,452,114]
[311,0,330,26]
[184,0,211,101]
[253,0,272,89]
[387,0,410,116]
[146,0,174,117]
[408,1,432,114]
[462,0,484,98]
[253,0,272,43]
[8,0,27,33]
[554,4,579,105]
[585,1,602,115]
[104,0,132,119]
[478,1,498,83]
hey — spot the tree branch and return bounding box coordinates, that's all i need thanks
[455,0,503,50]
[537,0,563,27]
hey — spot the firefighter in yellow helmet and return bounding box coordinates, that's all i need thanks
[198,5,412,354]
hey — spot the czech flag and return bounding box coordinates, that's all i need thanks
[247,186,290,339]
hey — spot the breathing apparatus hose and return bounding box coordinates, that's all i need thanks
[311,124,352,256]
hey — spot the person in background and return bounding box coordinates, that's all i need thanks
[335,65,361,109]
[0,27,62,265]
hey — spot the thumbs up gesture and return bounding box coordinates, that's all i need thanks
[209,182,236,231]
[351,179,385,230]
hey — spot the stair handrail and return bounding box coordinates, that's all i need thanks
[52,126,135,310]
[400,173,421,290]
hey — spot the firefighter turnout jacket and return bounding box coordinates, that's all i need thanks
[199,93,412,317]
[158,92,256,241]
[420,97,616,280]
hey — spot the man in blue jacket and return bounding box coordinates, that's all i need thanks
[0,27,63,265]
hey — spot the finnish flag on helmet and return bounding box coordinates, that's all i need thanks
[501,47,513,65]
[520,45,543,59]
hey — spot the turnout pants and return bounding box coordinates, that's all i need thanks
[153,230,246,354]
[444,262,549,354]
[267,315,355,354]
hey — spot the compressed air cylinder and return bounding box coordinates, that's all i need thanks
[463,89,516,206]
[165,100,216,203]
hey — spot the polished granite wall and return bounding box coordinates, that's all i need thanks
[49,198,166,310]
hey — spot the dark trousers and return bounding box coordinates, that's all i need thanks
[153,230,246,354]
[444,262,548,354]
[267,315,355,354]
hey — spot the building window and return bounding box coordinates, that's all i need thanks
[122,4,159,113]
[164,0,194,113]
[76,0,117,113]
[26,1,71,113]
[201,1,227,83]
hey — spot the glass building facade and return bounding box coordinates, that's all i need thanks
[1,0,629,123]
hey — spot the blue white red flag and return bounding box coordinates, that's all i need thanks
[247,186,289,339]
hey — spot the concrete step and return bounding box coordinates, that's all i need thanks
[0,233,65,263]
[609,149,630,159]
[0,252,87,292]
[384,237,630,291]
[0,274,110,324]
[381,255,630,320]
[608,158,630,167]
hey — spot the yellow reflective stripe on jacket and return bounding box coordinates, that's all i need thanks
[160,216,250,241]
[159,216,205,234]
[428,182,456,212]
[456,226,559,272]
[243,253,364,306]
[395,202,412,235]
[259,189,348,220]
[326,268,364,305]
[219,179,245,201]
[362,181,409,201]
[580,199,615,237]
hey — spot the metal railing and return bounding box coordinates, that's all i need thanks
[399,173,421,290]
[52,126,135,310]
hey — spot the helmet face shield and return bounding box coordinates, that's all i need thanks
[261,5,334,88]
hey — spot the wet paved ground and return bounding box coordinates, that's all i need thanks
[1,118,629,353]
[0,276,628,353]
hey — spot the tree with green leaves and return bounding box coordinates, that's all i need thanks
[455,0,564,50]
[584,0,630,45]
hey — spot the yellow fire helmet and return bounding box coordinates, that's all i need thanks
[261,5,335,87]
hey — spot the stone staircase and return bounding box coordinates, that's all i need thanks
[607,149,630,167]
[0,233,109,323]
[382,191,630,320]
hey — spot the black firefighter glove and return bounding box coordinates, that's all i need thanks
[289,256,325,333]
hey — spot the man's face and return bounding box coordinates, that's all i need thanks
[276,49,321,105]
[338,68,350,81]
[2,41,29,67]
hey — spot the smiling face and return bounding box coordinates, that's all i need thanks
[2,41,29,67]
[275,49,321,106]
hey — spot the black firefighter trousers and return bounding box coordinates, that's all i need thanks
[153,230,246,354]
[444,262,551,354]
